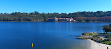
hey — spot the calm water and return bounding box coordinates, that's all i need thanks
[0,22,110,49]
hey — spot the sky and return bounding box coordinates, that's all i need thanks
[0,0,111,14]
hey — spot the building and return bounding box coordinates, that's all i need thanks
[48,17,76,22]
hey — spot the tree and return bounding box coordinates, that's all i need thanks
[29,12,34,15]
[107,33,111,40]
[0,13,3,15]
[78,18,84,22]
[34,11,39,15]
[86,18,91,22]
[102,24,111,33]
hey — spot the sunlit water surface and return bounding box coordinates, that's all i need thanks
[0,22,110,49]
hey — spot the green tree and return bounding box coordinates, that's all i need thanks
[102,24,111,33]
[86,19,91,22]
[107,33,111,40]
[78,18,84,22]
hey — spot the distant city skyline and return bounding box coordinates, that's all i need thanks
[0,0,111,14]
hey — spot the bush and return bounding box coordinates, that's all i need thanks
[101,40,111,45]
[107,33,111,40]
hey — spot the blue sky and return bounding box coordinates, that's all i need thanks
[0,0,111,13]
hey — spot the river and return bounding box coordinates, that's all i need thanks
[0,22,110,49]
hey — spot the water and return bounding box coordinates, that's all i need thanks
[0,22,110,49]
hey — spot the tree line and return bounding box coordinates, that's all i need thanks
[1,11,111,22]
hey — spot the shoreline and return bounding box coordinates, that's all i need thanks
[87,39,111,49]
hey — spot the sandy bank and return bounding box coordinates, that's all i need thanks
[88,39,111,49]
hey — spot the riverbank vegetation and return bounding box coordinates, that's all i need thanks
[1,11,111,22]
[77,24,111,45]
[101,33,111,45]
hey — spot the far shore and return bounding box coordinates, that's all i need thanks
[0,21,110,23]
[87,39,111,49]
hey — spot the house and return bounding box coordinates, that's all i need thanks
[48,17,76,22]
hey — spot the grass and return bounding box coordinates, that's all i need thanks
[101,40,111,45]
[89,33,97,36]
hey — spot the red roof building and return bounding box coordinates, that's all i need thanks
[48,17,76,22]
